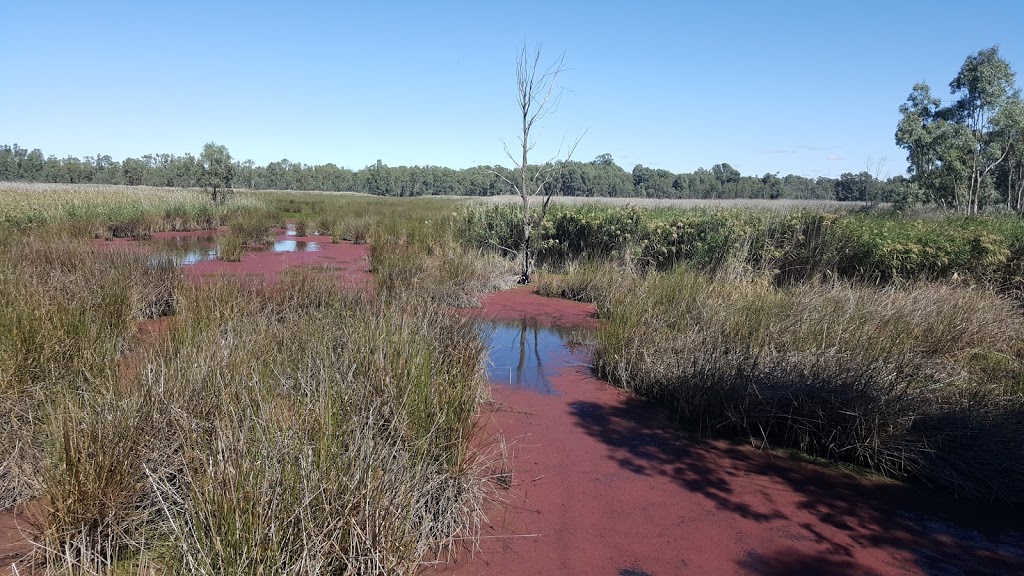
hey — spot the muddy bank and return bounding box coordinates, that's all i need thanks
[0,514,29,574]
[447,289,1024,576]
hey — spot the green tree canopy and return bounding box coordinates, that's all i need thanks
[200,142,234,203]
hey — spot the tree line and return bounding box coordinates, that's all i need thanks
[0,143,913,203]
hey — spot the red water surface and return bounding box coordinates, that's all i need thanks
[443,289,1024,576]
[93,229,372,289]
[472,285,599,329]
[182,231,372,289]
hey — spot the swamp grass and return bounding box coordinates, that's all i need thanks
[7,182,1024,576]
[522,202,1024,502]
[0,182,268,239]
[0,200,499,573]
[268,192,518,306]
[463,203,1024,296]
[588,267,1024,502]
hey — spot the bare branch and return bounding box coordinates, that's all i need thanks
[505,43,582,283]
[486,165,521,196]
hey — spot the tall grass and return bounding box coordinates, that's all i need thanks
[594,268,1024,501]
[0,182,266,238]
[141,276,488,574]
[0,230,179,517]
[0,229,491,573]
[369,207,517,307]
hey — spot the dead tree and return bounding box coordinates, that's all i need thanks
[493,44,582,284]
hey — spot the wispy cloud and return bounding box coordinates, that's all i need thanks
[759,148,797,155]
[796,145,831,152]
[826,154,845,161]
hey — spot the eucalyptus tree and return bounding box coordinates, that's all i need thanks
[994,97,1024,212]
[200,142,234,203]
[896,46,1022,213]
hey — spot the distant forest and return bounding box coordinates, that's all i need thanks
[0,143,910,202]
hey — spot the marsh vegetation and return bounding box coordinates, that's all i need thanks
[1,182,1022,575]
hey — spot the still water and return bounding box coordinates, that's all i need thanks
[483,319,588,395]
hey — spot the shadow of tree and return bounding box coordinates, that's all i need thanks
[568,394,1024,576]
[739,547,871,576]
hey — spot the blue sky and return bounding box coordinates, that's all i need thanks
[3,1,1023,178]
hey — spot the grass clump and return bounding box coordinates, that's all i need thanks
[0,228,490,573]
[227,207,277,246]
[144,275,488,574]
[534,259,642,308]
[594,268,1024,502]
[0,231,180,518]
[218,233,245,262]
[371,213,516,307]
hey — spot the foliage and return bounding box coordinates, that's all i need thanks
[896,46,1024,213]
[593,268,1024,502]
[2,143,912,202]
[462,203,1024,290]
[200,142,235,203]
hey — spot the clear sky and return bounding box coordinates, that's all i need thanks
[3,0,1023,178]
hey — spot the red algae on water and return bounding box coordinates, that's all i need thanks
[440,288,1024,576]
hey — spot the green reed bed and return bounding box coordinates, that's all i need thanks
[461,203,1024,293]
[0,182,268,239]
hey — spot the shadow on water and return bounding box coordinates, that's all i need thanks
[481,319,588,395]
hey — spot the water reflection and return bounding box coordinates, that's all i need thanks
[483,319,586,395]
[272,240,321,253]
[141,234,321,266]
[147,236,218,266]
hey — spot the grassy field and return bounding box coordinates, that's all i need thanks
[1,183,1022,573]
[0,185,510,574]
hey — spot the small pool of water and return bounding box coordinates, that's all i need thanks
[146,236,218,266]
[141,235,321,266]
[483,319,588,395]
[272,240,321,253]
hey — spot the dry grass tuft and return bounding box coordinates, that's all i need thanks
[594,267,1024,501]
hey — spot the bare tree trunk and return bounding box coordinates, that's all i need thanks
[1015,165,1024,213]
[489,44,580,284]
[521,93,532,283]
